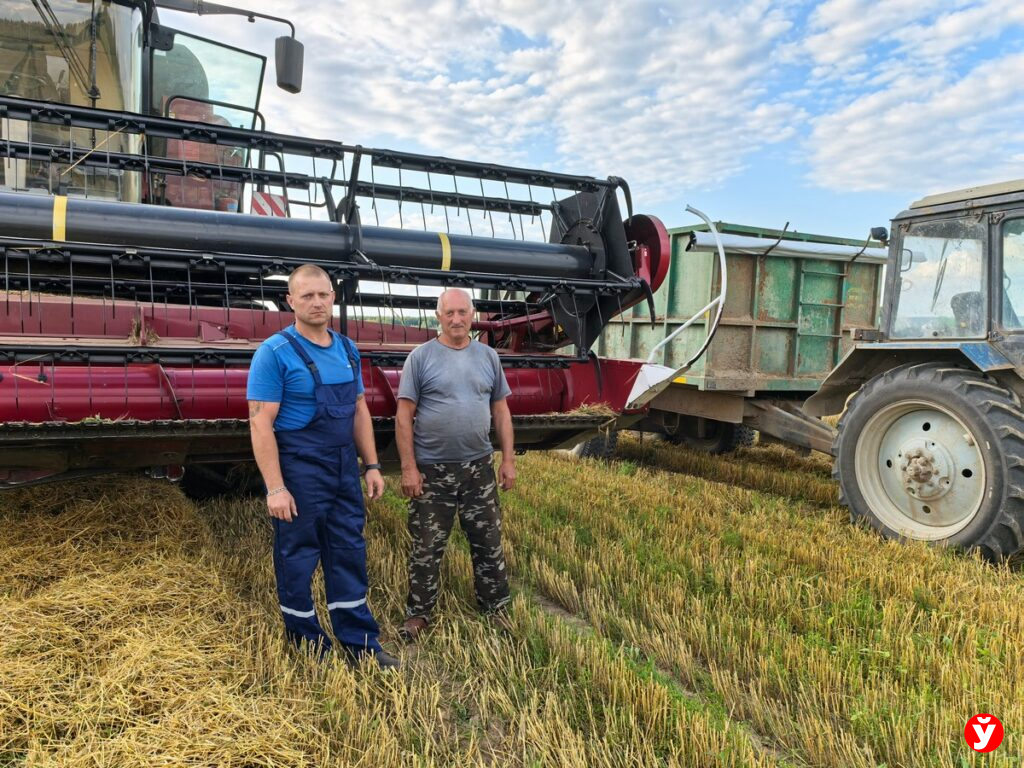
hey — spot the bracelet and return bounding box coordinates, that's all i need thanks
[266,486,287,497]
[362,463,382,474]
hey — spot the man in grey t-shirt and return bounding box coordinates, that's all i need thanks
[395,288,515,641]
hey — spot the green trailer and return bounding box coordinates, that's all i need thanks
[597,220,887,454]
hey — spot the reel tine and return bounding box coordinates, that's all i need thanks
[370,160,380,226]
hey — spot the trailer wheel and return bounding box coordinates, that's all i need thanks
[665,416,755,454]
[834,363,1024,560]
[570,430,619,459]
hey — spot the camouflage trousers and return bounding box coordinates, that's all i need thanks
[406,455,510,619]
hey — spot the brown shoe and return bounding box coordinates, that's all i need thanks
[398,616,429,644]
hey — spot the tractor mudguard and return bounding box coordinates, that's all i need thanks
[803,342,1015,418]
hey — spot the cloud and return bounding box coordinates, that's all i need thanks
[806,51,1024,191]
[534,1,802,203]
[799,0,951,75]
[167,0,803,213]
[164,0,1024,211]
[795,1,1024,193]
[898,1,1024,62]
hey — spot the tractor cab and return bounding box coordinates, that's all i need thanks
[881,179,1024,369]
[146,33,263,209]
[0,1,145,199]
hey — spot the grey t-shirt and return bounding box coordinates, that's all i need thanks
[398,338,512,463]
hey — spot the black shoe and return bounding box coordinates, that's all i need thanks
[343,646,400,670]
[374,650,401,670]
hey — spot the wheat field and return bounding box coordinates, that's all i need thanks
[1,435,1021,767]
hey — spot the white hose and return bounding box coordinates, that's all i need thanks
[625,205,728,409]
[644,205,727,370]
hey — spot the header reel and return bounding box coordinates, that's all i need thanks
[0,95,669,358]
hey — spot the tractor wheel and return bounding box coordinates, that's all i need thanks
[834,362,1024,561]
[665,416,755,454]
[570,430,619,460]
[180,462,262,501]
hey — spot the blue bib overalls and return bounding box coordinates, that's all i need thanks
[272,327,382,654]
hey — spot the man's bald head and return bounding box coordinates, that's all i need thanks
[288,264,331,292]
[436,288,473,314]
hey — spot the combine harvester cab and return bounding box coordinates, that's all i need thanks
[0,1,670,494]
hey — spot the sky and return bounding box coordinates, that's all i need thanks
[164,0,1024,241]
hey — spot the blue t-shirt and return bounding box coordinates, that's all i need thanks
[246,328,364,431]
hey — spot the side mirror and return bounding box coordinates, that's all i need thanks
[870,226,889,246]
[275,36,304,94]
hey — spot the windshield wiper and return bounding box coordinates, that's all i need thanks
[29,0,98,101]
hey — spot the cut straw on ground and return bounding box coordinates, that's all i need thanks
[1,439,1021,766]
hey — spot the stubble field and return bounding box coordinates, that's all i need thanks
[1,435,1021,767]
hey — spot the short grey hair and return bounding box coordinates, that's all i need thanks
[436,288,474,314]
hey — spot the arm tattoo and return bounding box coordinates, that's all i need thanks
[249,401,263,417]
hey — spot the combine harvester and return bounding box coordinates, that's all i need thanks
[0,0,679,497]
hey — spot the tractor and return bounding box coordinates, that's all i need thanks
[804,180,1024,560]
[613,181,1024,561]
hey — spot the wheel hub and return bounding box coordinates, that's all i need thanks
[899,441,953,500]
[856,402,987,539]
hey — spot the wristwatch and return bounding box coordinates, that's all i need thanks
[362,463,382,474]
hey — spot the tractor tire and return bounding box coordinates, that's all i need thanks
[834,362,1024,561]
[180,462,262,501]
[665,416,756,455]
[570,430,619,460]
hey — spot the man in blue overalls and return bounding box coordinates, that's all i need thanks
[247,264,398,669]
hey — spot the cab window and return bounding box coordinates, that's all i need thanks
[1002,219,1024,329]
[891,217,986,339]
